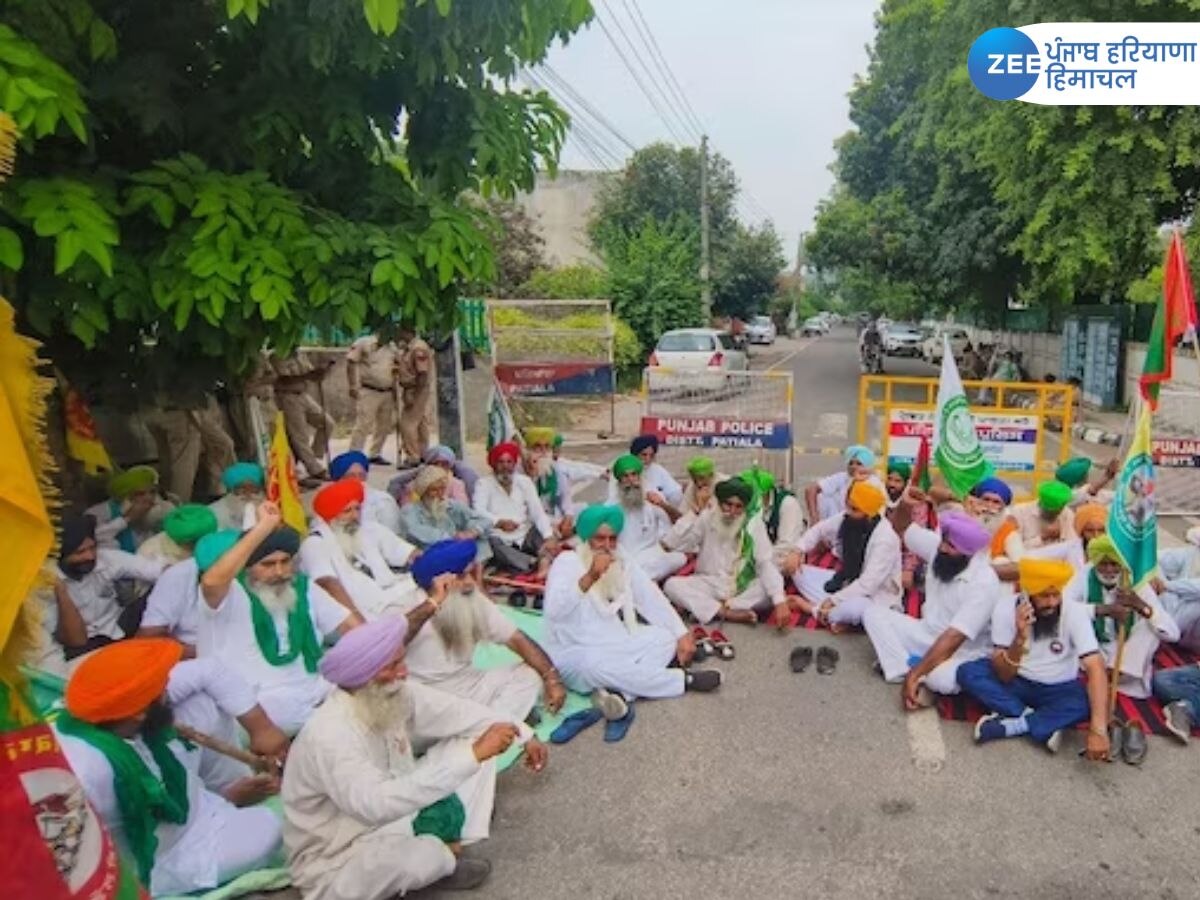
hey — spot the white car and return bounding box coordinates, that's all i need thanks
[922,326,972,364]
[884,323,924,357]
[800,317,829,336]
[745,315,777,345]
[649,328,749,372]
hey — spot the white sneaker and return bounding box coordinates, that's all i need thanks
[591,688,629,722]
[1044,730,1063,755]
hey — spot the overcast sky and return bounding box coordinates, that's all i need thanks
[538,0,881,266]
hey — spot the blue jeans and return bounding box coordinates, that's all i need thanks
[1152,666,1200,718]
[956,657,1090,743]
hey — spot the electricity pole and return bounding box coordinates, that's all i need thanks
[699,134,712,324]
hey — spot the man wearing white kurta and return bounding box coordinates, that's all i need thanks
[553,433,606,516]
[283,617,548,899]
[329,450,404,534]
[544,505,721,700]
[1063,535,1180,699]
[300,478,419,620]
[605,434,684,507]
[741,467,804,559]
[209,461,265,531]
[55,639,282,898]
[863,508,1002,704]
[474,441,556,572]
[611,453,686,581]
[401,539,565,721]
[663,477,789,627]
[196,505,359,735]
[785,480,902,629]
[1153,526,1200,652]
[804,445,886,526]
[88,465,175,553]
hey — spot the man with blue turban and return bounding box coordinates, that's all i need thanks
[401,540,565,722]
[209,461,265,531]
[803,444,887,526]
[329,450,403,534]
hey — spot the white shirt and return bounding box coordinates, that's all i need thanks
[990,593,1100,684]
[815,471,887,521]
[299,522,418,620]
[87,497,174,550]
[136,532,191,567]
[797,514,903,609]
[54,549,167,640]
[363,485,403,534]
[404,597,518,685]
[605,461,683,508]
[472,473,553,545]
[196,579,350,734]
[904,523,1000,650]
[665,508,786,604]
[142,558,203,645]
[209,494,258,532]
[766,493,805,549]
[1063,565,1180,646]
[617,502,674,557]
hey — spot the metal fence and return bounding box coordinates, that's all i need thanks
[488,298,615,437]
[856,375,1075,502]
[641,367,795,485]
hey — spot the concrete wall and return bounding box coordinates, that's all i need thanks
[962,326,1063,381]
[515,170,613,268]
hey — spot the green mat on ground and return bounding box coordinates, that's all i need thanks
[26,607,588,900]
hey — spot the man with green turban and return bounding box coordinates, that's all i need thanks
[544,432,605,520]
[681,455,723,514]
[885,461,912,507]
[662,476,789,628]
[740,465,804,554]
[138,511,225,652]
[1003,480,1080,561]
[87,464,176,553]
[610,454,686,581]
[543,505,722,711]
[1063,534,1179,704]
[605,435,683,508]
[136,504,219,567]
[1057,455,1121,507]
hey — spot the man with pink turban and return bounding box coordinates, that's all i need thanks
[282,617,548,900]
[863,501,1007,709]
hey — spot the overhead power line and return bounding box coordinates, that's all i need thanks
[541,64,637,154]
[621,0,707,137]
[522,68,622,170]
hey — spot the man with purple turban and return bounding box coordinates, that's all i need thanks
[863,501,1007,709]
[402,540,566,721]
[282,617,548,899]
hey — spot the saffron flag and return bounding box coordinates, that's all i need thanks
[1140,231,1199,411]
[266,411,307,534]
[63,386,113,475]
[486,379,519,452]
[1108,405,1158,588]
[933,335,992,498]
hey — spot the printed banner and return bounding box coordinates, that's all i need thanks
[889,409,1038,472]
[495,363,613,397]
[639,416,792,451]
[1152,437,1200,470]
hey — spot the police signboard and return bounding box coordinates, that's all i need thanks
[494,362,613,397]
[639,416,792,451]
[1152,438,1200,469]
[889,408,1038,472]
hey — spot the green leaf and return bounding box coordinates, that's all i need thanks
[0,228,23,271]
[370,259,393,286]
[226,0,245,18]
[54,230,83,274]
[377,0,401,35]
[435,0,451,16]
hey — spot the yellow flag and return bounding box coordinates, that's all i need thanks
[63,384,114,475]
[266,411,307,533]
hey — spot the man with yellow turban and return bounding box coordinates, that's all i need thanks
[957,558,1110,760]
[611,454,687,581]
[87,464,176,553]
[1001,480,1078,561]
[523,426,568,523]
[1063,535,1179,701]
[54,639,284,895]
[783,480,901,630]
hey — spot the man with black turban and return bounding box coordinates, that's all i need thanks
[662,477,789,627]
[197,502,361,734]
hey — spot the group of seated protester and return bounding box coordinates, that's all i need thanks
[34,430,1200,897]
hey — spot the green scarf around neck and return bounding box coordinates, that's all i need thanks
[1086,568,1135,644]
[109,499,137,555]
[55,711,189,886]
[735,489,763,595]
[241,573,323,672]
[536,467,560,512]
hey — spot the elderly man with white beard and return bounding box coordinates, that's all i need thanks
[400,539,566,721]
[473,441,557,574]
[282,617,548,899]
[524,426,575,534]
[662,476,790,629]
[611,453,687,581]
[300,478,421,620]
[197,503,361,734]
[544,506,721,714]
[209,462,265,531]
[399,464,493,562]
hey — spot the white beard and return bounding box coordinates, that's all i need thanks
[433,587,491,660]
[713,512,745,546]
[619,484,645,510]
[248,578,297,616]
[576,546,627,603]
[977,510,1003,536]
[332,522,361,563]
[350,679,411,740]
[425,498,449,521]
[1097,572,1121,589]
[531,454,554,479]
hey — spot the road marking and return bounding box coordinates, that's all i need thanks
[906,708,946,774]
[763,337,815,372]
[815,413,848,440]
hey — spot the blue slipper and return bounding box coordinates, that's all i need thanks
[549,708,603,744]
[603,703,636,743]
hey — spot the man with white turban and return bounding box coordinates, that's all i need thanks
[299,479,421,620]
[282,617,548,900]
[610,453,687,581]
[544,506,720,713]
[399,464,493,561]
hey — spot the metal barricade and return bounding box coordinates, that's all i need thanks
[641,367,794,484]
[1144,386,1200,517]
[856,375,1075,501]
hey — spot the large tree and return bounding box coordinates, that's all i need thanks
[712,221,785,320]
[0,0,591,401]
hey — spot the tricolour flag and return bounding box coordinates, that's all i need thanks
[63,385,113,475]
[266,411,307,534]
[933,335,992,498]
[1140,231,1198,411]
[486,379,519,452]
[1108,404,1158,587]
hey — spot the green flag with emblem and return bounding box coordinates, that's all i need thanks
[1108,405,1158,587]
[933,335,992,498]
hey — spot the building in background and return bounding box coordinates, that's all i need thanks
[516,170,613,267]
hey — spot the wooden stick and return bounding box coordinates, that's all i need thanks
[176,724,276,774]
[1106,618,1129,719]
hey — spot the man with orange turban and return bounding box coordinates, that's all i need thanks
[54,639,284,895]
[783,479,902,630]
[299,478,421,621]
[957,558,1110,760]
[473,441,556,573]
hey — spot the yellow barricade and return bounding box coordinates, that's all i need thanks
[856,376,1076,501]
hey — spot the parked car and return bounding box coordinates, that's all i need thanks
[745,315,777,345]
[884,322,924,357]
[922,325,972,364]
[648,328,749,372]
[801,317,829,336]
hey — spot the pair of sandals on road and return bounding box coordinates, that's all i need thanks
[692,625,735,662]
[550,688,636,745]
[789,645,839,675]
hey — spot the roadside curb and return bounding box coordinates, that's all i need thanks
[1001,394,1123,447]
